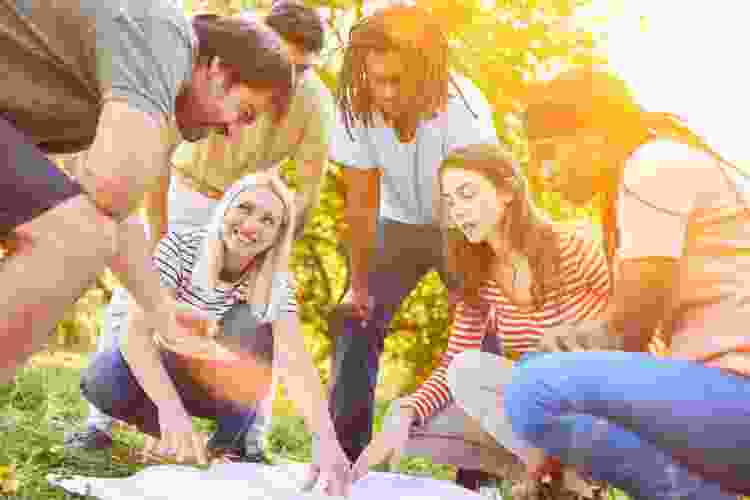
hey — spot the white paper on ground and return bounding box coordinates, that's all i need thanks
[47,462,490,500]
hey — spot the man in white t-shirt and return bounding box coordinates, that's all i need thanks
[305,5,498,485]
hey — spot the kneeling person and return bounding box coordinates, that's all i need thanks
[78,174,350,485]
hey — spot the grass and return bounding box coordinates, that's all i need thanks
[0,350,463,499]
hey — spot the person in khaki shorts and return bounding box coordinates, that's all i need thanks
[1,1,296,469]
[65,1,336,465]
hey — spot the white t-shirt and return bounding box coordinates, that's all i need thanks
[330,74,499,225]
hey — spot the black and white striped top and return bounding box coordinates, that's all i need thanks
[154,228,298,322]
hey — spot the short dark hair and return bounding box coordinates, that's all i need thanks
[192,14,294,122]
[265,1,325,55]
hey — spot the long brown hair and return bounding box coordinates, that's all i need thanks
[524,67,741,291]
[439,144,567,310]
[337,6,473,140]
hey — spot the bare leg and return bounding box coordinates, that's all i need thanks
[0,194,116,383]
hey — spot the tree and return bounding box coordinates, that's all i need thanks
[55,0,607,394]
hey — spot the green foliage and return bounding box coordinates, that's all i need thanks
[54,0,609,401]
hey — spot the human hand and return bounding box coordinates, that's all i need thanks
[351,406,414,482]
[341,284,374,323]
[142,403,208,466]
[314,434,353,497]
[174,303,216,338]
[537,320,621,353]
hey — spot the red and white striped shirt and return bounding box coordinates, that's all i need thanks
[402,228,610,424]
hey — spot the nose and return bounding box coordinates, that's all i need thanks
[224,120,244,143]
[381,83,397,101]
[239,218,258,237]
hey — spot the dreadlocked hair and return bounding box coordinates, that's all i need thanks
[337,5,454,141]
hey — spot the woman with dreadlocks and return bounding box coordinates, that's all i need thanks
[306,3,499,492]
[493,67,750,499]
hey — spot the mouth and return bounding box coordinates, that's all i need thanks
[232,228,258,246]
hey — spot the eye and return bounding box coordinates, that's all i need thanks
[262,215,276,226]
[458,184,477,199]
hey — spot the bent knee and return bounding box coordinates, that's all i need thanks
[16,194,118,259]
[446,350,487,395]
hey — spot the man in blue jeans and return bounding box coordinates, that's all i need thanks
[303,5,498,487]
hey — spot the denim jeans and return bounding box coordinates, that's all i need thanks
[504,351,749,499]
[81,300,275,450]
[326,218,460,462]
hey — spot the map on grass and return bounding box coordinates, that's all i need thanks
[48,462,490,500]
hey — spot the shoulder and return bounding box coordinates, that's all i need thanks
[296,72,335,109]
[290,72,336,128]
[445,73,492,116]
[162,228,206,253]
[624,139,717,214]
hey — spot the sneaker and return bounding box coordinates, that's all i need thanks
[207,432,270,464]
[63,425,113,451]
[208,446,270,464]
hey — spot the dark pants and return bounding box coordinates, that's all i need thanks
[0,115,83,234]
[327,218,460,462]
[80,303,275,449]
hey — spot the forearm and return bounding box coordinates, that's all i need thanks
[274,317,336,440]
[109,218,169,317]
[119,301,184,409]
[143,172,170,252]
[607,257,678,352]
[345,194,378,288]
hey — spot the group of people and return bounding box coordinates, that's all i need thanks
[1,1,748,499]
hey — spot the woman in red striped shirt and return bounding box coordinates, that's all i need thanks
[349,143,610,491]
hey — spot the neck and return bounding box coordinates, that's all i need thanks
[486,225,512,262]
[221,253,255,283]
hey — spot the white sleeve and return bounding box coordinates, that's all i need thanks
[329,108,377,170]
[444,76,499,153]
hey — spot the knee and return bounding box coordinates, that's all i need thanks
[75,196,119,259]
[381,398,408,432]
[446,350,485,399]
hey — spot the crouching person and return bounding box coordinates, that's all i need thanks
[78,173,352,496]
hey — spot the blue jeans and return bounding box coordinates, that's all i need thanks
[80,340,256,448]
[326,218,460,462]
[505,351,749,499]
[81,303,275,450]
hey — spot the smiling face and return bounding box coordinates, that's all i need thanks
[177,58,276,142]
[441,168,514,244]
[221,187,286,270]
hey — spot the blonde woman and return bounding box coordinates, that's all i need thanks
[79,173,352,496]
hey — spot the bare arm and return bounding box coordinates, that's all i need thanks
[272,311,336,439]
[143,169,170,252]
[75,100,172,317]
[342,167,380,292]
[119,291,185,411]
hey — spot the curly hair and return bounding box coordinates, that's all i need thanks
[337,5,464,140]
[439,143,568,311]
